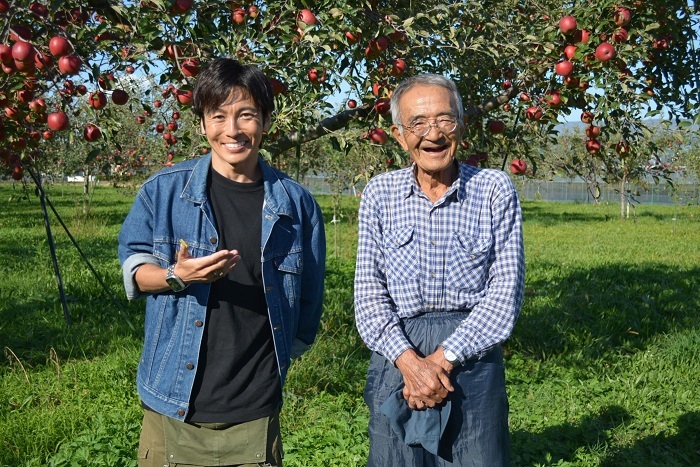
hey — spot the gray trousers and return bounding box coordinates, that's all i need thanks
[364,312,510,466]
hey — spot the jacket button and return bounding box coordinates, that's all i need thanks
[209,237,217,244]
[195,320,203,327]
[186,363,194,370]
[177,409,185,416]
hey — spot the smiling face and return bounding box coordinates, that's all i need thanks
[391,84,463,182]
[201,87,270,182]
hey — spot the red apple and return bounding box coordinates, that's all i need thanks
[47,111,69,131]
[510,159,528,175]
[613,28,628,43]
[269,78,287,96]
[34,51,53,69]
[487,120,505,134]
[172,111,180,120]
[374,97,390,114]
[29,2,49,18]
[573,29,590,44]
[247,5,259,18]
[155,123,165,133]
[519,92,531,102]
[558,15,577,35]
[181,58,200,77]
[42,130,53,140]
[9,26,31,42]
[171,0,192,14]
[544,90,562,107]
[0,0,9,14]
[111,89,129,105]
[345,31,360,43]
[347,99,357,109]
[585,139,601,154]
[594,42,616,62]
[84,124,101,141]
[308,68,326,84]
[11,41,34,63]
[376,36,389,51]
[296,9,317,27]
[615,141,630,155]
[4,106,19,119]
[390,58,406,76]
[0,44,11,64]
[28,97,45,112]
[136,115,146,124]
[586,125,600,138]
[614,7,631,27]
[125,65,135,74]
[526,106,543,120]
[368,127,388,145]
[17,88,33,103]
[175,89,193,105]
[58,54,81,74]
[49,36,71,57]
[232,7,246,24]
[89,91,107,110]
[167,120,178,131]
[555,60,574,77]
[563,45,577,60]
[581,111,594,124]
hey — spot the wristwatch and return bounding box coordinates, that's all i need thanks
[165,264,187,292]
[443,349,461,368]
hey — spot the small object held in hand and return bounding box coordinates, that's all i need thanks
[179,238,188,249]
[213,270,224,277]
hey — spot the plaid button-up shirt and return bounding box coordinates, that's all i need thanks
[354,163,525,364]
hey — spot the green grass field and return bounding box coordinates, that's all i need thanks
[1,181,699,466]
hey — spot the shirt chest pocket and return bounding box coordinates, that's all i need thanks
[446,233,492,292]
[383,227,419,281]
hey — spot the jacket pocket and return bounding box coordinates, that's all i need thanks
[272,251,303,308]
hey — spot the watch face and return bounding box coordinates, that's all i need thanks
[166,276,185,292]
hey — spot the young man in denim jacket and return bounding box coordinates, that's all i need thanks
[118,58,326,467]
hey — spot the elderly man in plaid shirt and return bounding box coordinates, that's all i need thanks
[354,74,525,466]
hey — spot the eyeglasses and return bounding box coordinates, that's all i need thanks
[398,117,459,137]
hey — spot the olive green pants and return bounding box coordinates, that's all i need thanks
[138,409,283,467]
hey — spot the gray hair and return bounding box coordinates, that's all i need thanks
[389,74,464,132]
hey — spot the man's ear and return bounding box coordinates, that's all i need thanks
[262,114,272,133]
[200,119,206,135]
[391,125,409,151]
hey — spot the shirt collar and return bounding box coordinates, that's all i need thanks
[403,161,466,203]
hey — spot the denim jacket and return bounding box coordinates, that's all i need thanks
[117,154,326,421]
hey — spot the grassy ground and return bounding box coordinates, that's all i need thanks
[0,181,698,466]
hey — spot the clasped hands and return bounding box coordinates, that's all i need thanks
[395,347,454,411]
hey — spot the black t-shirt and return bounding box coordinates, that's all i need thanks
[186,167,281,423]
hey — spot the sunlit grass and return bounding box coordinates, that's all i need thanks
[1,183,698,466]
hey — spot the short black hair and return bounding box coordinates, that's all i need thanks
[192,58,274,122]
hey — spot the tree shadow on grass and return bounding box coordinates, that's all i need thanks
[512,407,700,466]
[509,263,700,371]
[0,277,143,368]
[511,405,629,466]
[602,411,700,466]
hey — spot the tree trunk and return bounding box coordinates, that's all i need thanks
[83,166,90,215]
[620,176,626,220]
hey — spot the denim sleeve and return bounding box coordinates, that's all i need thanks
[117,187,162,301]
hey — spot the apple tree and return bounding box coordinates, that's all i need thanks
[1,0,698,188]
